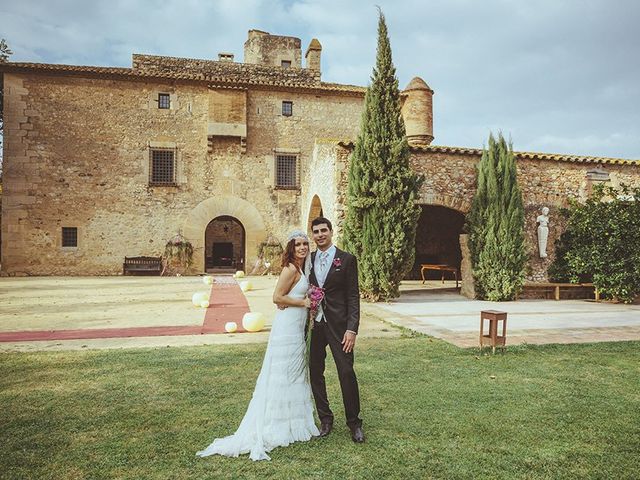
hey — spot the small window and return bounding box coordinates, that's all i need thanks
[281,60,291,68]
[150,149,176,185]
[158,93,170,109]
[282,101,293,117]
[62,227,78,247]
[275,154,298,189]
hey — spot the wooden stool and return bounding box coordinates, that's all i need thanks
[480,310,507,354]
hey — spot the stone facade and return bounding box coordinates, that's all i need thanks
[2,28,640,282]
[1,30,364,275]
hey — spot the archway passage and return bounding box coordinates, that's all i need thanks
[307,194,324,234]
[408,205,466,283]
[205,216,245,272]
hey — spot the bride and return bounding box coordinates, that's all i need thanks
[196,230,319,461]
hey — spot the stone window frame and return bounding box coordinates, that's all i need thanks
[61,227,79,249]
[158,93,171,109]
[148,91,178,111]
[149,147,178,187]
[282,100,293,117]
[274,153,300,190]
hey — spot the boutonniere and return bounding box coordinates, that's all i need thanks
[332,258,342,268]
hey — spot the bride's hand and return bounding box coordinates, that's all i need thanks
[303,297,311,308]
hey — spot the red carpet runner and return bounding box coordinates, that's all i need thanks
[0,276,250,342]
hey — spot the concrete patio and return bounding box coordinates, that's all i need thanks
[370,281,640,347]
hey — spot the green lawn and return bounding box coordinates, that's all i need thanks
[1,334,639,480]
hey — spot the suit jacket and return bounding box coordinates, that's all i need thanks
[309,247,360,335]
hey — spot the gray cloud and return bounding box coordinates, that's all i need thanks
[1,0,639,158]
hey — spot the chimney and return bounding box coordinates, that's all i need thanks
[218,52,234,62]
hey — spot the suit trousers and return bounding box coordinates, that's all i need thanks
[310,320,362,429]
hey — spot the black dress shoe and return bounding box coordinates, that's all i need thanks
[350,425,365,443]
[318,421,333,437]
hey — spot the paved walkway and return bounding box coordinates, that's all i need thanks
[0,275,398,352]
[370,282,640,347]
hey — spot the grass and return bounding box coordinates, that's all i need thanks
[1,336,639,480]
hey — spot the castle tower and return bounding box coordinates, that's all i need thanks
[243,29,302,67]
[401,77,434,146]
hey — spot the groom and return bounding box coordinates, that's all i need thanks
[308,217,364,443]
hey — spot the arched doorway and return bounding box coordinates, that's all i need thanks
[409,205,466,284]
[182,195,267,274]
[307,194,324,234]
[205,216,245,272]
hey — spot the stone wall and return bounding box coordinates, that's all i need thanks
[1,72,363,275]
[325,144,640,283]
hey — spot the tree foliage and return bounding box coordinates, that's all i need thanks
[341,10,423,301]
[467,133,526,301]
[1,38,13,172]
[549,184,640,303]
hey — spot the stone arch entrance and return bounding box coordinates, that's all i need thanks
[409,202,467,284]
[205,216,246,272]
[182,195,267,273]
[306,194,324,233]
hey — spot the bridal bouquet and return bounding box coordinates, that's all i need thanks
[303,285,325,368]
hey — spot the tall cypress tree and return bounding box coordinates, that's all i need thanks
[467,133,526,301]
[342,10,423,301]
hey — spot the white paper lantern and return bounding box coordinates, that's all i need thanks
[239,281,252,292]
[192,291,209,306]
[224,322,237,333]
[242,312,266,332]
[200,300,210,308]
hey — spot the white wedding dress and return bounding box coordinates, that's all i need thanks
[197,273,319,461]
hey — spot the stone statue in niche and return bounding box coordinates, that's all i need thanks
[536,206,550,258]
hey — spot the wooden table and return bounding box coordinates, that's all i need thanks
[421,264,459,288]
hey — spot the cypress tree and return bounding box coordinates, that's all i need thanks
[467,133,526,301]
[341,10,423,301]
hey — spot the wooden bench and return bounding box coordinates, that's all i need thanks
[421,264,459,288]
[523,282,600,301]
[123,256,163,276]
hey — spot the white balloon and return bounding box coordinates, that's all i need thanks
[200,300,210,308]
[239,281,253,292]
[234,270,245,278]
[242,312,266,332]
[192,291,209,306]
[225,322,237,333]
[202,276,214,285]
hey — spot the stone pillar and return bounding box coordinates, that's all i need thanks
[459,234,475,299]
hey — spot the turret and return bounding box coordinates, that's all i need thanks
[305,38,322,72]
[401,77,434,146]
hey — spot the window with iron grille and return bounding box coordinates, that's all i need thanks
[62,227,78,247]
[158,93,170,109]
[275,154,298,189]
[281,60,291,68]
[150,149,177,185]
[282,101,293,117]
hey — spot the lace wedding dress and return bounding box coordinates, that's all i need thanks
[196,274,319,461]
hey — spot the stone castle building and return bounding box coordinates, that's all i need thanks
[2,29,640,290]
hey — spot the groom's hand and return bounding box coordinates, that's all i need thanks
[342,331,356,353]
[277,304,288,310]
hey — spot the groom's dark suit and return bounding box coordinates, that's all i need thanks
[309,247,362,429]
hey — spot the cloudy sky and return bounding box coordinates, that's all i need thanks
[2,0,639,159]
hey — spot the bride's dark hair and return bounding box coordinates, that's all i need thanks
[281,238,307,269]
